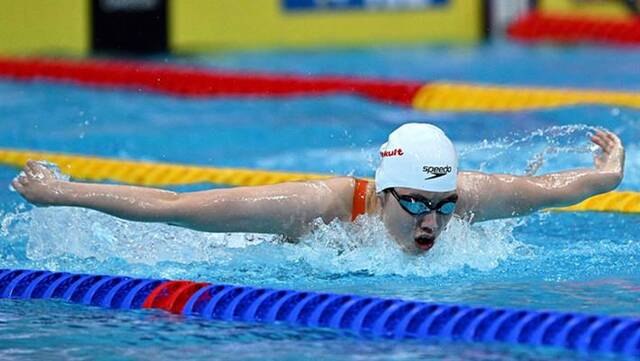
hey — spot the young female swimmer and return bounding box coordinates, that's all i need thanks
[12,123,625,254]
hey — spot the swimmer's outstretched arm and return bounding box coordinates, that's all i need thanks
[457,130,625,222]
[12,161,355,237]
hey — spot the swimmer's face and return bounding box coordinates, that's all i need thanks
[379,187,457,254]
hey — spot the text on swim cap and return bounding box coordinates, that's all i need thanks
[422,165,453,180]
[380,148,404,157]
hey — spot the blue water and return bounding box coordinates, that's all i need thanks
[1,43,639,360]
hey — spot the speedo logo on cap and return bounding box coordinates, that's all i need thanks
[423,165,452,180]
[380,148,404,158]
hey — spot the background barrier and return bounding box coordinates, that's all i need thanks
[4,0,637,55]
[0,0,480,55]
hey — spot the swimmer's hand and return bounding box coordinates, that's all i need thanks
[591,130,625,188]
[11,160,65,207]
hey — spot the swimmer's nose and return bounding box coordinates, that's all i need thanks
[418,212,437,233]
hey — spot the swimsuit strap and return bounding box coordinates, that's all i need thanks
[351,179,369,221]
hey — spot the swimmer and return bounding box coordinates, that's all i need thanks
[12,124,625,254]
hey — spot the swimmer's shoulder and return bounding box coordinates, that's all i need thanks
[313,177,377,220]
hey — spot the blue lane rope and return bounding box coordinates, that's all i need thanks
[0,269,638,357]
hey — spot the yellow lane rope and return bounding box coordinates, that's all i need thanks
[413,83,640,112]
[0,149,329,187]
[2,148,638,214]
[550,191,640,214]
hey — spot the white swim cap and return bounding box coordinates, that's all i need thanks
[375,123,458,193]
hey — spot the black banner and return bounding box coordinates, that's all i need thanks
[92,0,167,54]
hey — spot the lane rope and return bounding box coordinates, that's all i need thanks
[413,82,640,112]
[0,269,638,357]
[0,57,421,106]
[551,191,640,214]
[2,57,640,111]
[508,11,640,46]
[1,148,329,187]
[2,148,638,214]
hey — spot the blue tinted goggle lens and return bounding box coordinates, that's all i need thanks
[398,199,427,214]
[437,201,456,215]
[399,199,456,215]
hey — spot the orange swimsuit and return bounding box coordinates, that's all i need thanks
[351,179,369,221]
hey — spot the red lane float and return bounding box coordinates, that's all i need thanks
[508,11,640,45]
[0,57,422,106]
[142,280,208,314]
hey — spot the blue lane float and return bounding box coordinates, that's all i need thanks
[0,268,639,357]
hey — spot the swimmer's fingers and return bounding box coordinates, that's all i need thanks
[24,160,54,180]
[18,174,28,186]
[25,159,42,173]
[591,130,625,173]
[606,131,625,166]
[591,131,609,151]
[591,130,621,154]
[11,177,25,194]
[11,172,53,206]
[26,159,46,174]
[599,131,624,156]
[604,131,623,149]
[591,131,610,170]
[11,176,24,189]
[11,175,28,199]
[24,160,38,177]
[600,131,617,151]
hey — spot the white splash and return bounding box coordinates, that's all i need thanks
[459,124,598,175]
[290,214,530,277]
[1,203,529,278]
[6,206,276,265]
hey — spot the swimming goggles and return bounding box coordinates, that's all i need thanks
[387,189,457,216]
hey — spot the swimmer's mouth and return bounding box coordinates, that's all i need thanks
[414,236,435,251]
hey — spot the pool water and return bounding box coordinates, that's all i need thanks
[0,42,639,360]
